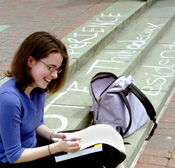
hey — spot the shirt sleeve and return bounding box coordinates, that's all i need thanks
[0,92,25,163]
[38,93,46,127]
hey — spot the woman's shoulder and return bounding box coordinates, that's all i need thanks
[0,77,19,97]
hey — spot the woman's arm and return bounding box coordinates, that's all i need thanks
[36,124,56,141]
[14,144,51,163]
[14,141,81,163]
[36,124,69,141]
[14,125,81,163]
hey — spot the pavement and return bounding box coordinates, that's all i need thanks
[0,0,175,168]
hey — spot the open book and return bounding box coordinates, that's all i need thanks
[54,124,125,162]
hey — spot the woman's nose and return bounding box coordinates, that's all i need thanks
[51,71,58,79]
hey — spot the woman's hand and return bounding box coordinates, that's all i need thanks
[49,132,82,154]
[49,138,81,154]
[58,140,81,153]
[50,132,67,141]
[51,132,81,142]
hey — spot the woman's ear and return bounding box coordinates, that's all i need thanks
[27,56,35,68]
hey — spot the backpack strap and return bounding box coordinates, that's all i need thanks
[90,73,117,103]
[128,83,157,141]
[118,90,132,138]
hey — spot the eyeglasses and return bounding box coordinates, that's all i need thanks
[40,60,63,74]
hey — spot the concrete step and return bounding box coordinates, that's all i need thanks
[44,0,175,167]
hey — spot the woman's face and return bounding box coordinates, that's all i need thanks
[28,52,63,90]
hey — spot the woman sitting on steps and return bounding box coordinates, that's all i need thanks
[0,31,125,168]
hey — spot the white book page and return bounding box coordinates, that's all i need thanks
[67,124,125,153]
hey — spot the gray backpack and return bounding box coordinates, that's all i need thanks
[89,72,157,140]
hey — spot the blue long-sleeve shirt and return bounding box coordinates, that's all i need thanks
[0,77,45,163]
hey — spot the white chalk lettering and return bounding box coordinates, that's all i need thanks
[82,26,105,33]
[119,22,162,49]
[143,65,174,76]
[67,81,89,93]
[68,38,90,49]
[147,22,163,30]
[67,12,121,56]
[67,49,82,55]
[44,114,68,131]
[73,32,98,41]
[141,85,161,96]
[160,50,175,58]
[87,60,119,74]
[141,42,175,96]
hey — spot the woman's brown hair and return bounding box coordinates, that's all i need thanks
[6,31,69,94]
